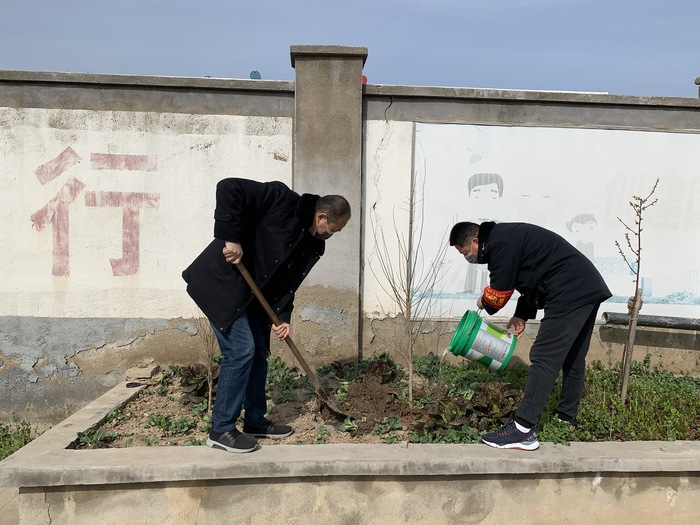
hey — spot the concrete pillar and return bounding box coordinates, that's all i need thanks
[289,45,367,362]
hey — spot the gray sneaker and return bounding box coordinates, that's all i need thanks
[206,430,258,453]
[243,421,293,439]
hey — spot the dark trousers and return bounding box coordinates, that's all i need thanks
[515,301,602,429]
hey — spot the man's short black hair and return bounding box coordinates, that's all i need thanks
[317,195,351,223]
[449,222,480,247]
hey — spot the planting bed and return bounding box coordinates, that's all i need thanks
[77,352,700,450]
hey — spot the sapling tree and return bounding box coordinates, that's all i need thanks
[192,315,221,415]
[614,178,659,404]
[369,164,448,408]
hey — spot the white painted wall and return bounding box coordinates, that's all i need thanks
[362,119,414,318]
[362,120,700,321]
[3,107,698,325]
[413,123,700,320]
[0,108,292,318]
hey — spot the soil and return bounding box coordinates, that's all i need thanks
[95,360,417,448]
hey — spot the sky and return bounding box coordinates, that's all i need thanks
[2,0,699,98]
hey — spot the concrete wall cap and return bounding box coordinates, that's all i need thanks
[363,83,700,107]
[290,45,368,67]
[0,69,294,92]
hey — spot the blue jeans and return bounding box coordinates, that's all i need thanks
[210,304,271,433]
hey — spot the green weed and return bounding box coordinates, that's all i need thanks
[0,420,34,460]
[74,427,117,449]
[105,407,132,423]
[145,413,195,436]
[266,356,301,404]
[373,416,403,436]
[337,417,359,436]
[313,426,330,444]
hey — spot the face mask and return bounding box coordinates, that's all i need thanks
[463,252,478,264]
[313,230,333,240]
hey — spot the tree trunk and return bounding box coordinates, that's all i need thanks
[619,288,643,404]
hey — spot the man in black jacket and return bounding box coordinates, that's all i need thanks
[183,178,350,453]
[449,221,611,450]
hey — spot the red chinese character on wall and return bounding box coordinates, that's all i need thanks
[30,147,159,277]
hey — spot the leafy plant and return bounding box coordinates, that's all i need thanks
[146,413,171,431]
[146,413,195,436]
[105,408,132,424]
[266,356,302,404]
[373,416,403,435]
[190,401,208,420]
[334,381,350,405]
[168,417,196,436]
[178,363,210,405]
[74,427,116,449]
[337,417,359,436]
[313,426,330,444]
[0,420,34,460]
[154,367,179,396]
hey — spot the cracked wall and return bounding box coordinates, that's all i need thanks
[0,316,208,424]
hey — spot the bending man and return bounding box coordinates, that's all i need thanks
[450,221,611,450]
[183,178,350,453]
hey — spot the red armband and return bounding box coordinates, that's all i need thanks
[483,286,514,310]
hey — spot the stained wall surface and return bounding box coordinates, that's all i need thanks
[2,47,700,423]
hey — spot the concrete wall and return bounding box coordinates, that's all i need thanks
[289,46,367,362]
[359,86,700,374]
[0,72,300,423]
[2,46,700,425]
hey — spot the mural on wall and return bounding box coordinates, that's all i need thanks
[413,122,700,319]
[0,108,292,319]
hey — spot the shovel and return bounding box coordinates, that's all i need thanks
[235,261,348,420]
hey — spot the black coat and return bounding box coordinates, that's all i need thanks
[476,222,611,320]
[182,178,325,332]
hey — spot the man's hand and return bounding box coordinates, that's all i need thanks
[476,296,484,309]
[223,242,243,264]
[627,295,643,315]
[272,322,291,340]
[507,316,526,337]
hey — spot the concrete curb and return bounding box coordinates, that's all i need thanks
[1,381,699,488]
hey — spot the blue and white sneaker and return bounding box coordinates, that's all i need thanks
[481,420,540,450]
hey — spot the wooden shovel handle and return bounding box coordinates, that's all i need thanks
[235,261,323,392]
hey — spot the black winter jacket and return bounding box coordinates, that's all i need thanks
[182,178,325,332]
[476,222,611,320]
